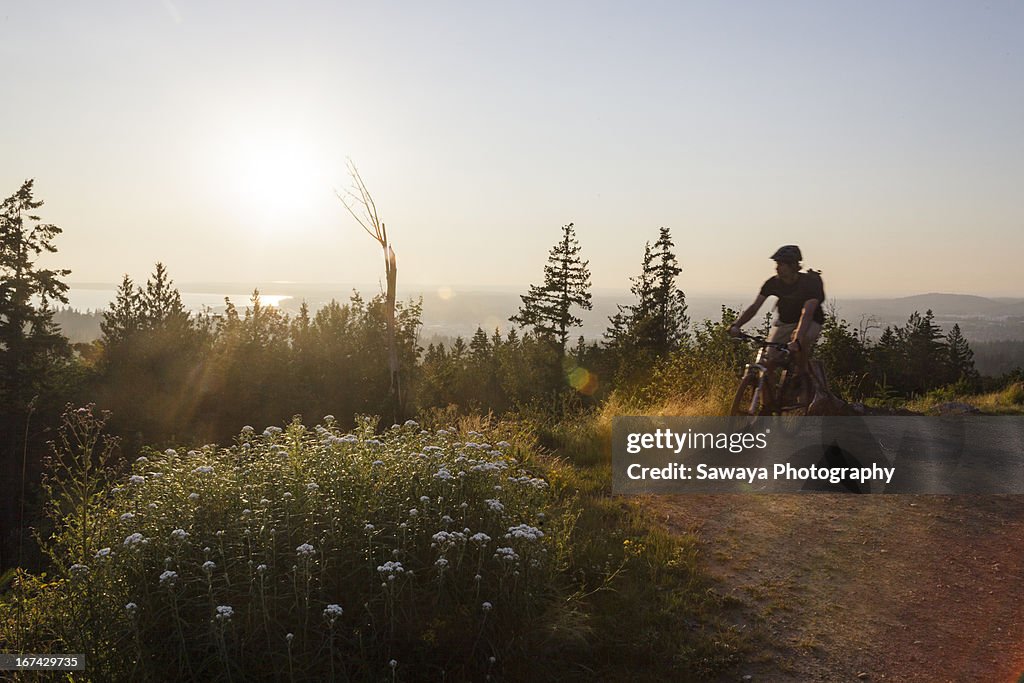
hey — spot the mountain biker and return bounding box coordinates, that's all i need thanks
[728,245,825,380]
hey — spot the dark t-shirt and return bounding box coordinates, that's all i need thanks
[759,270,825,325]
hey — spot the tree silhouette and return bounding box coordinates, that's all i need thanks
[511,222,592,356]
[337,161,403,422]
[605,226,689,357]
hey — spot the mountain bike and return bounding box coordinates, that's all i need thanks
[729,332,813,416]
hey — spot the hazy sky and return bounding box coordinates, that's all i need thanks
[3,1,1022,298]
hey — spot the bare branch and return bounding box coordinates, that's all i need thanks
[333,187,379,242]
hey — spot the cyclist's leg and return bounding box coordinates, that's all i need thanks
[793,321,822,404]
[767,322,797,371]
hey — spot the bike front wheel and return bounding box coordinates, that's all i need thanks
[730,373,769,416]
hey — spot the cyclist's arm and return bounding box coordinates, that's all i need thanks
[730,295,767,334]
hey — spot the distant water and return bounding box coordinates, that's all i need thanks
[65,288,291,313]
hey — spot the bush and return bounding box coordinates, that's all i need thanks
[3,415,567,681]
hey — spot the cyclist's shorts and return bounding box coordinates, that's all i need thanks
[768,321,822,348]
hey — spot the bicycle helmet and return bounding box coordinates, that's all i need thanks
[770,245,802,263]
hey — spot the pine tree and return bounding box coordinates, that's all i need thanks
[510,223,592,355]
[903,309,947,394]
[142,262,189,329]
[648,227,690,352]
[945,323,978,385]
[0,180,72,411]
[604,227,689,356]
[100,275,144,347]
[470,327,491,360]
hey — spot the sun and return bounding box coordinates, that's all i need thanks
[220,130,331,232]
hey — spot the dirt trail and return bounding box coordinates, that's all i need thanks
[647,494,1024,682]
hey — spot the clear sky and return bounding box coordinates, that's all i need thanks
[3,1,1022,298]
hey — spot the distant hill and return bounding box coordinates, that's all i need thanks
[844,293,1024,318]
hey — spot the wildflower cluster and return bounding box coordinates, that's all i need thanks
[16,416,561,681]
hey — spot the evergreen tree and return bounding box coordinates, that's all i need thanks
[648,227,690,352]
[0,180,74,567]
[141,262,189,329]
[510,223,592,355]
[0,180,72,410]
[945,323,978,385]
[903,309,947,394]
[606,227,689,356]
[100,275,143,348]
[469,327,491,360]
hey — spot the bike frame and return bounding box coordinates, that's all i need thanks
[732,333,806,416]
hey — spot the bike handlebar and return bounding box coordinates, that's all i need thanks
[731,331,791,352]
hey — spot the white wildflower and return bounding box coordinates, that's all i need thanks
[433,467,453,481]
[377,561,405,576]
[323,604,343,622]
[484,499,504,513]
[192,466,213,474]
[408,508,419,517]
[215,605,234,621]
[159,570,178,585]
[125,602,138,614]
[120,512,135,522]
[171,528,189,542]
[188,493,199,502]
[124,533,145,547]
[506,524,544,542]
[202,560,216,574]
[256,563,268,574]
[471,532,491,544]
[129,475,145,485]
[494,547,520,563]
[296,543,315,557]
[432,531,466,547]
[165,448,176,456]
[94,547,112,559]
[69,563,89,576]
[482,601,493,612]
[306,482,319,492]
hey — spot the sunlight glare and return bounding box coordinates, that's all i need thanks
[221,129,330,232]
